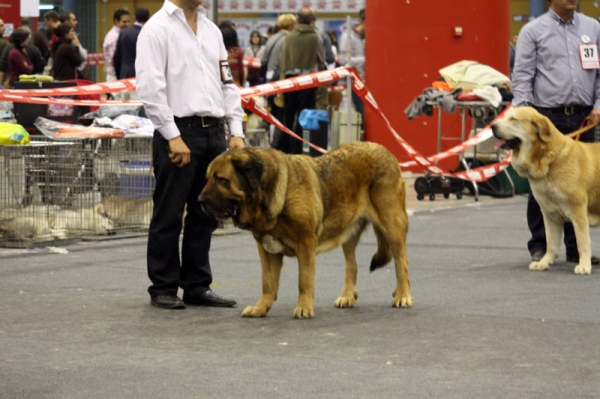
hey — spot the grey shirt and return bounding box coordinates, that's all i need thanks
[264,31,287,81]
[339,28,365,79]
[512,9,600,108]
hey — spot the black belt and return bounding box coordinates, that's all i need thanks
[533,105,592,115]
[174,115,223,127]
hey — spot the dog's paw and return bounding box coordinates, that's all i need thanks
[574,264,592,275]
[293,305,314,319]
[334,293,357,308]
[242,305,268,317]
[529,261,550,271]
[392,292,413,308]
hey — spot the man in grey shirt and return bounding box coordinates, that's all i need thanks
[512,0,600,265]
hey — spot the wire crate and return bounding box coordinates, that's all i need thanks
[0,136,154,247]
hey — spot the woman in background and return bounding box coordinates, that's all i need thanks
[7,28,34,87]
[244,30,266,86]
[220,25,244,86]
[51,23,81,81]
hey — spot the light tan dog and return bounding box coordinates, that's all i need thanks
[101,196,153,228]
[492,106,600,274]
[199,141,412,319]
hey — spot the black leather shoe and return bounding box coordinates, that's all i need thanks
[151,295,186,309]
[184,290,237,307]
[531,250,544,262]
[566,255,600,265]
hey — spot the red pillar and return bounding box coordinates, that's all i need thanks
[364,0,510,172]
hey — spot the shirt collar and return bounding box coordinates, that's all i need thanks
[548,8,577,25]
[165,0,206,18]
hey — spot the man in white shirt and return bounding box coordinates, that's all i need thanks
[102,9,130,83]
[136,0,245,310]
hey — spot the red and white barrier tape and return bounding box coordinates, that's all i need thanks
[0,65,510,182]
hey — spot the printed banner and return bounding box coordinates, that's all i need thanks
[202,0,364,13]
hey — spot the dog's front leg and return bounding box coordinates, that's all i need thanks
[530,213,561,271]
[242,244,283,317]
[294,237,317,319]
[571,209,592,275]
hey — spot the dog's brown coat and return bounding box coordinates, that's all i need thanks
[492,106,600,274]
[199,141,412,318]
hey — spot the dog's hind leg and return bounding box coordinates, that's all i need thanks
[334,221,368,308]
[530,214,561,272]
[242,244,283,318]
[371,179,412,308]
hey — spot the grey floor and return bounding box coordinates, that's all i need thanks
[1,192,600,398]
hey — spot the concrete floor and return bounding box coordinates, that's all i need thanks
[1,183,600,398]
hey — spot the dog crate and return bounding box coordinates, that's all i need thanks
[0,136,154,248]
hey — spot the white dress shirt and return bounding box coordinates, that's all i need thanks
[103,25,121,77]
[135,1,244,140]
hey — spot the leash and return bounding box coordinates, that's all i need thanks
[566,117,598,140]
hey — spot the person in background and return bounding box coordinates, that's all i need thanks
[6,28,34,87]
[512,0,600,266]
[136,0,245,310]
[339,7,366,124]
[0,29,45,87]
[103,9,130,84]
[279,7,325,154]
[51,23,81,81]
[59,11,88,79]
[0,19,8,60]
[244,30,265,87]
[42,10,60,56]
[114,8,149,80]
[326,30,339,69]
[220,25,244,86]
[261,13,296,148]
[265,25,278,41]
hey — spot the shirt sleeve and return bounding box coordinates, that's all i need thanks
[220,40,244,137]
[511,27,536,107]
[135,24,180,140]
[595,28,600,109]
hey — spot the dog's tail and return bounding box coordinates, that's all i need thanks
[370,226,393,272]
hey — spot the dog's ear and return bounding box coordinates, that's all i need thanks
[231,150,264,192]
[533,112,554,143]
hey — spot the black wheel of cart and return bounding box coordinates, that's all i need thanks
[429,193,435,201]
[456,192,463,199]
[417,194,424,201]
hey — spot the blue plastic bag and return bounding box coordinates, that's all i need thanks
[298,109,329,130]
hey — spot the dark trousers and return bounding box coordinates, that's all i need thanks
[527,106,594,256]
[147,121,227,298]
[351,90,364,128]
[278,75,316,154]
[267,96,285,148]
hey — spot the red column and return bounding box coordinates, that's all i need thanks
[365,0,510,172]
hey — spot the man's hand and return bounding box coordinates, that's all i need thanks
[228,136,246,150]
[168,136,191,167]
[589,108,600,125]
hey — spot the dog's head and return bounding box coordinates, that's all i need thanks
[491,106,560,178]
[199,149,265,225]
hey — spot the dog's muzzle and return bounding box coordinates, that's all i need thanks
[491,124,521,150]
[198,196,239,220]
